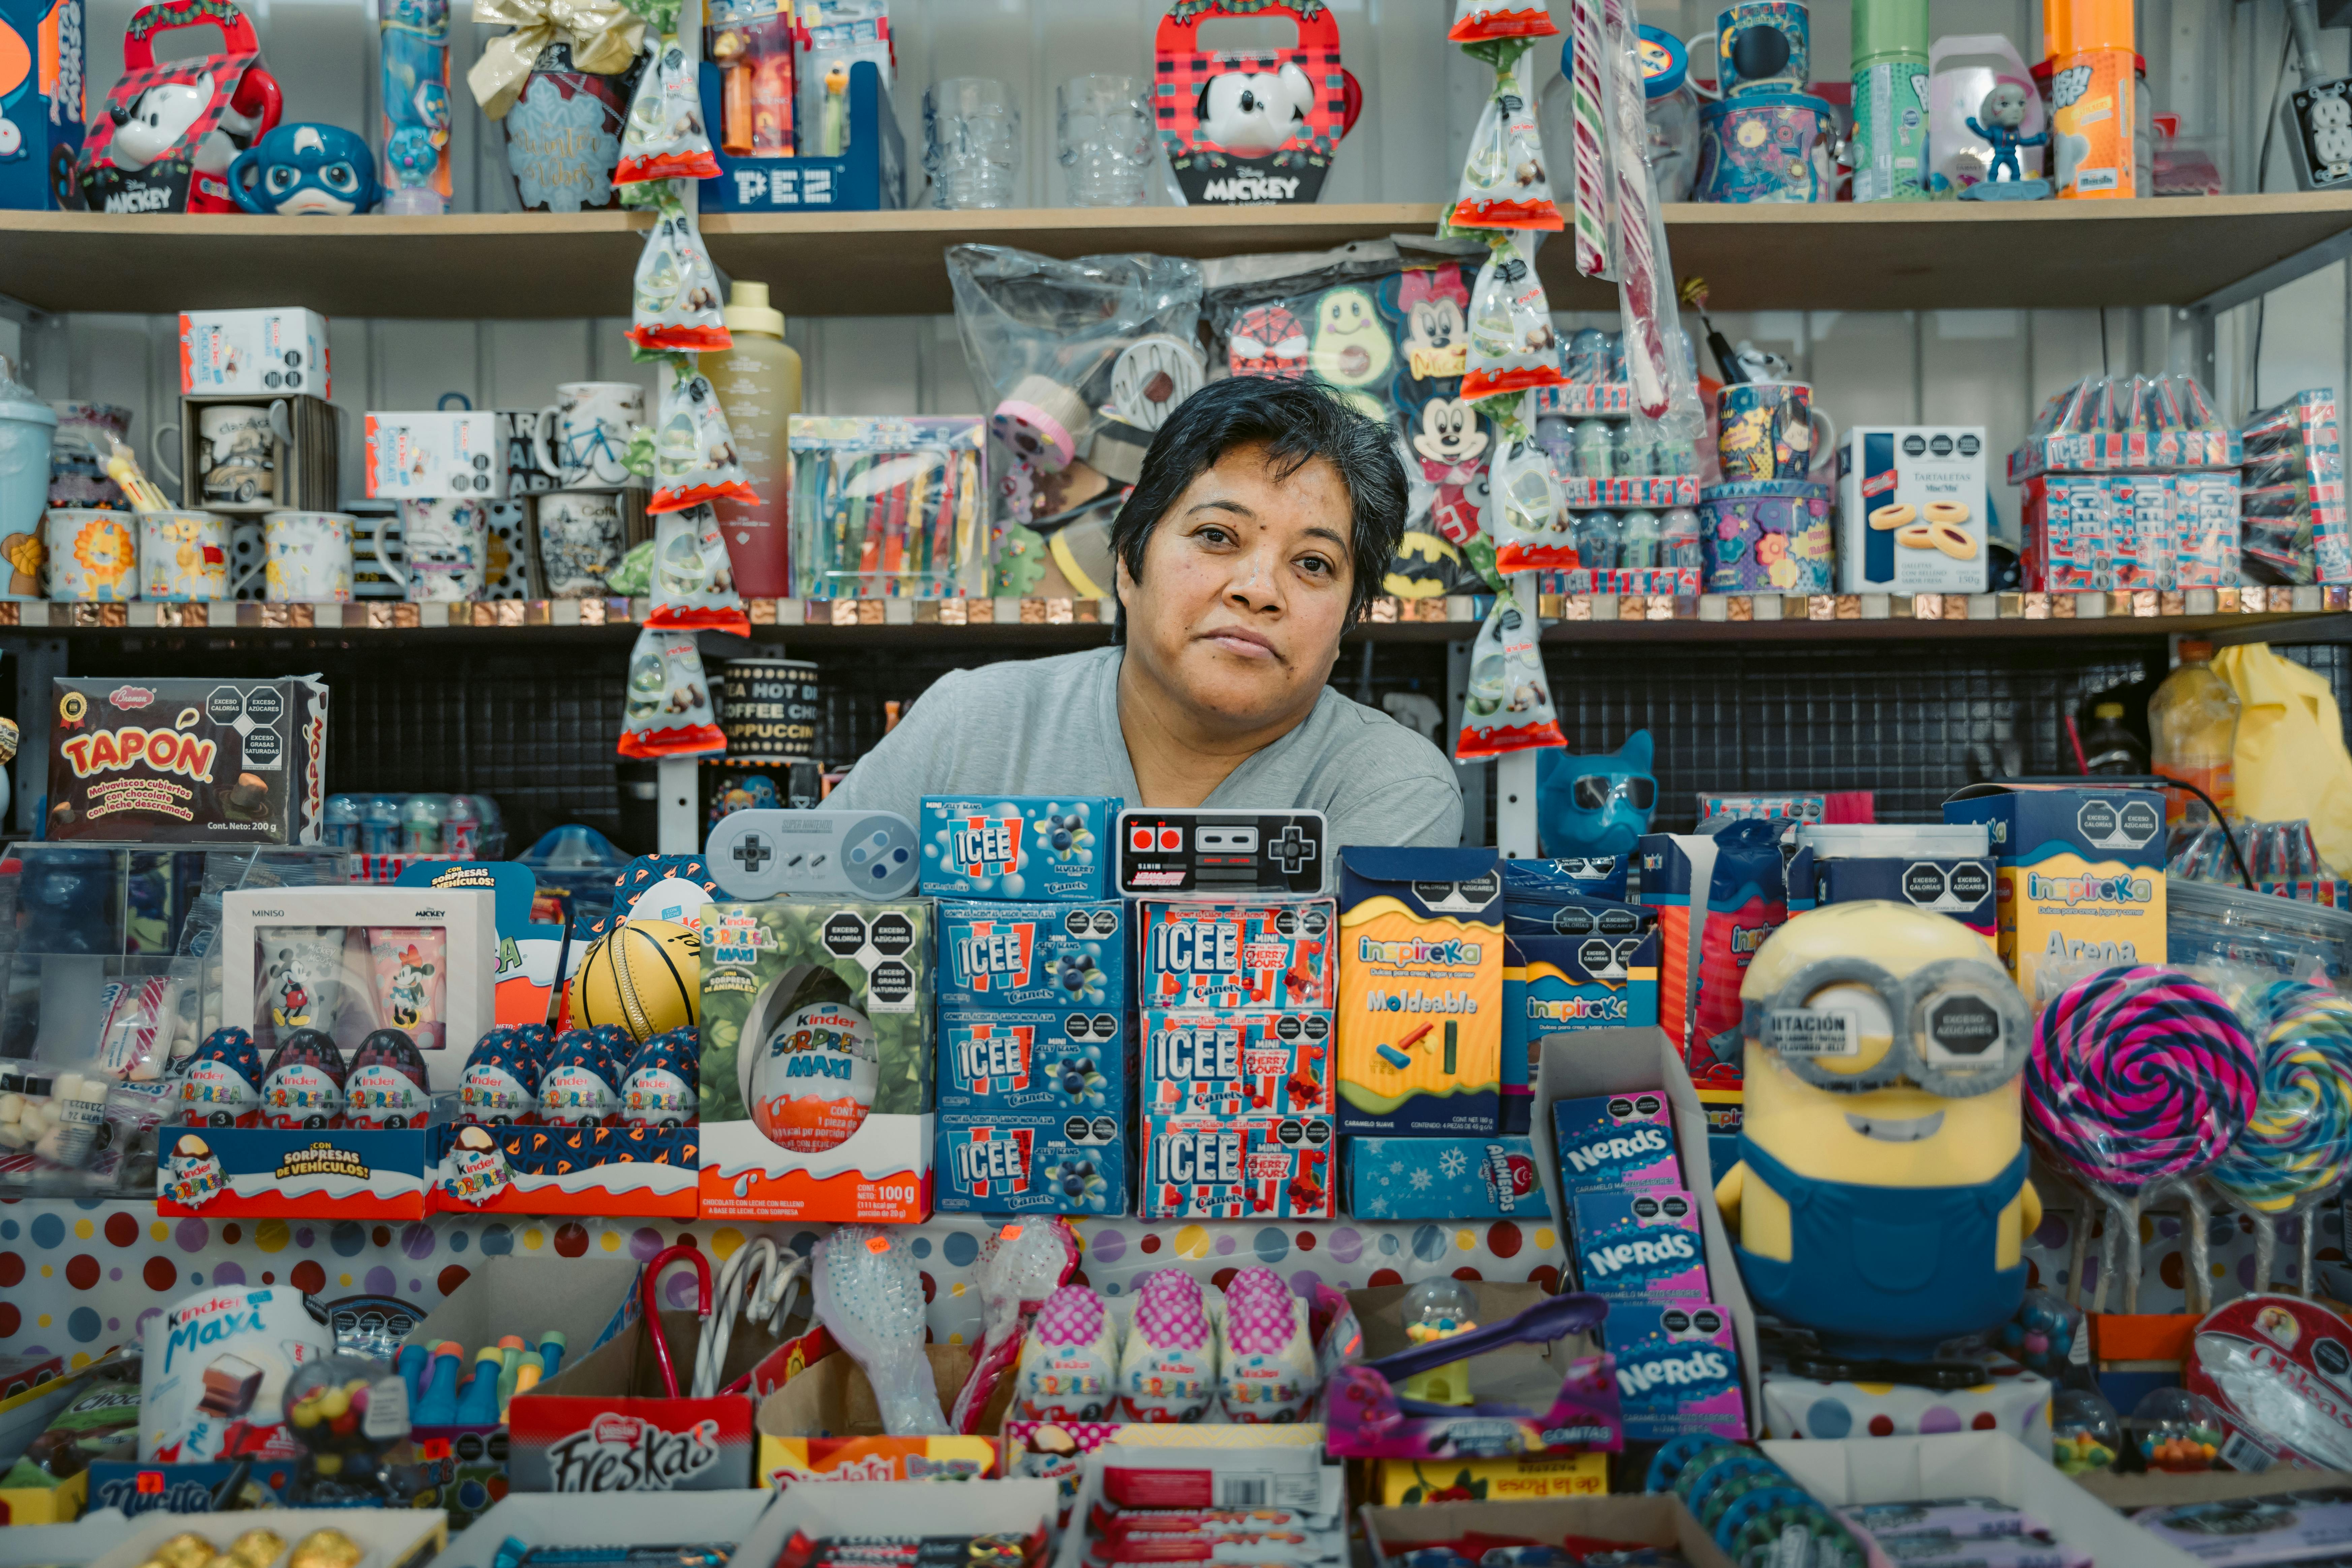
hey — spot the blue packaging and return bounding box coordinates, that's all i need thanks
[1502,858,1638,925]
[1502,931,1660,1132]
[1603,1300,1747,1442]
[1551,1090,1685,1194]
[937,1008,1127,1116]
[936,901,1128,1011]
[919,795,1122,900]
[1345,1135,1552,1220]
[1570,1186,1711,1302]
[933,1111,1127,1215]
[0,0,84,212]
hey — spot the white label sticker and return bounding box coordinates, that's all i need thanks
[1766,1007,1859,1057]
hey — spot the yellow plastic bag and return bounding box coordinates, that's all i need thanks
[2213,641,2352,872]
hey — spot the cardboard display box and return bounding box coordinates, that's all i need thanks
[47,677,328,846]
[438,1491,776,1568]
[1362,1496,1735,1568]
[82,1507,445,1568]
[756,1342,1005,1486]
[738,1476,1057,1568]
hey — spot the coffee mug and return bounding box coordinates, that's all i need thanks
[1715,381,1835,482]
[535,488,625,597]
[44,509,139,601]
[259,510,355,602]
[533,382,643,490]
[1711,0,1808,97]
[1695,94,1840,202]
[48,402,134,510]
[141,511,230,601]
[198,403,289,505]
[383,498,490,601]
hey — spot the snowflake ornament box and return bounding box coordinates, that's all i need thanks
[1344,1135,1549,1220]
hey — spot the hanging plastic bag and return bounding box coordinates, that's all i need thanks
[1453,42,1562,230]
[626,205,730,355]
[1464,233,1566,404]
[1490,414,1575,573]
[1450,0,1559,42]
[618,627,726,758]
[647,503,748,634]
[1455,579,1565,760]
[1601,0,1676,421]
[615,35,719,184]
[650,368,759,514]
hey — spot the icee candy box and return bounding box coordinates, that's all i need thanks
[919,795,1121,900]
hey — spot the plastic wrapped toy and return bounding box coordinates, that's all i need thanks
[2050,1386,2120,1475]
[1490,424,1574,573]
[618,627,726,758]
[1455,580,1564,760]
[812,1224,947,1435]
[1017,1282,1119,1421]
[1119,1268,1218,1423]
[2130,1386,2224,1472]
[1219,1267,1315,1422]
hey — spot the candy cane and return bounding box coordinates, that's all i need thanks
[1568,0,1611,278]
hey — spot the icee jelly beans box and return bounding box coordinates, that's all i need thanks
[919,796,1121,900]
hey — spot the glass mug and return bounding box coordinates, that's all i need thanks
[925,77,1020,210]
[1058,73,1152,208]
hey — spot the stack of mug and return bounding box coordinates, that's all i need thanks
[1698,378,1836,593]
[516,381,645,599]
[1691,1,1841,203]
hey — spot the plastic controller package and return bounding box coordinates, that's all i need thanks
[1835,426,1990,594]
[932,1112,1128,1215]
[937,902,1128,1011]
[918,795,1121,900]
[1570,1186,1712,1302]
[1334,848,1503,1134]
[937,1009,1126,1116]
[1141,1009,1334,1117]
[1344,1135,1548,1220]
[698,899,936,1222]
[1139,1114,1336,1219]
[1138,899,1337,1009]
[1603,1301,1748,1443]
[47,676,329,845]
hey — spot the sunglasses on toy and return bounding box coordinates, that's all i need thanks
[1571,774,1656,810]
[1740,955,2029,1097]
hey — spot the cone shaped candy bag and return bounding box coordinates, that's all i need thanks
[618,626,726,758]
[1453,43,1562,229]
[1455,579,1565,759]
[1450,0,1559,41]
[647,503,748,633]
[626,208,731,355]
[649,369,759,513]
[1464,233,1566,403]
[615,36,718,183]
[1490,420,1576,573]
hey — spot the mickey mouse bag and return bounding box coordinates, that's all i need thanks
[1154,0,1360,206]
[79,0,282,213]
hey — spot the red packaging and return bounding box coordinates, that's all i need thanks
[2184,1293,2352,1471]
[1141,1009,1334,1118]
[1138,901,1336,1010]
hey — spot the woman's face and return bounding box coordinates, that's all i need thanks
[1119,439,1355,729]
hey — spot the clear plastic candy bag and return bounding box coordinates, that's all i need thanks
[646,503,747,634]
[617,627,725,759]
[615,36,719,184]
[1455,578,1564,760]
[650,370,759,514]
[1452,42,1561,230]
[626,207,730,355]
[1463,233,1566,404]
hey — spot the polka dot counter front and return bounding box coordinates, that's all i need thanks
[3,1196,2338,1369]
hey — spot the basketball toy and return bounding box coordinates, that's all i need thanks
[567,919,701,1041]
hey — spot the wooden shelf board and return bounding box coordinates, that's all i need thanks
[5,195,2351,318]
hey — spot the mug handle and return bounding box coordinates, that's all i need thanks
[226,146,270,215]
[531,406,562,485]
[1685,30,1723,99]
[268,400,293,447]
[1807,409,1837,481]
[363,511,410,591]
[151,423,182,488]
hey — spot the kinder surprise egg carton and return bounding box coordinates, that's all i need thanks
[1141,1008,1335,1118]
[1334,848,1503,1135]
[1139,900,1337,1009]
[937,1009,1127,1116]
[919,796,1122,900]
[1605,1300,1747,1443]
[1551,1091,1685,1194]
[933,1112,1128,1215]
[937,902,1129,1012]
[1570,1186,1711,1302]
[1139,1114,1336,1219]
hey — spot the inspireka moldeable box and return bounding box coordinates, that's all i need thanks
[1138,900,1337,1009]
[1140,1009,1334,1118]
[1504,931,1661,1132]
[937,1009,1126,1116]
[1335,848,1502,1135]
[918,796,1121,900]
[1139,1114,1336,1219]
[936,902,1127,1012]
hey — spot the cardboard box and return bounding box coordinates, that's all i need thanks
[81,1459,298,1516]
[83,1508,445,1568]
[1791,850,1998,938]
[1139,1114,1335,1219]
[1568,1186,1711,1301]
[1504,931,1660,1131]
[937,901,1128,1012]
[1837,425,1991,594]
[1141,1008,1334,1117]
[1603,1301,1746,1442]
[47,677,328,846]
[933,1112,1127,1215]
[937,1008,1126,1117]
[1764,1431,2201,1568]
[1943,783,2168,1001]
[437,1492,775,1568]
[756,1342,1004,1486]
[221,885,495,1070]
[363,411,509,500]
[177,393,340,518]
[1369,1452,1609,1505]
[918,795,1121,900]
[743,1477,1057,1568]
[1334,848,1502,1135]
[179,311,331,398]
[0,0,83,212]
[1344,1135,1548,1221]
[429,1121,701,1218]
[1531,1027,1761,1436]
[1362,1496,1735,1568]
[1551,1090,1687,1194]
[1138,900,1337,1010]
[507,1307,761,1490]
[1761,1366,2050,1454]
[1052,1449,1335,1568]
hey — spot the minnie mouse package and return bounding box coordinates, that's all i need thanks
[78,0,283,213]
[1154,0,1359,205]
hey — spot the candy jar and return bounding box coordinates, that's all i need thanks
[1620,510,1661,568]
[1613,421,1654,479]
[1576,511,1623,571]
[1567,328,1608,385]
[2131,1387,2225,1472]
[283,1353,413,1503]
[322,795,363,850]
[1573,419,1613,479]
[1398,1278,1479,1406]
[2051,1387,2121,1476]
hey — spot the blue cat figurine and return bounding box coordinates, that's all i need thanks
[1536,730,1657,860]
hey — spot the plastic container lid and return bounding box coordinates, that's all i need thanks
[724,280,787,338]
[1852,0,1929,67]
[1796,823,1991,858]
[1563,27,1689,101]
[0,400,56,429]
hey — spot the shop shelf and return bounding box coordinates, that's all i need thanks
[4,195,2351,318]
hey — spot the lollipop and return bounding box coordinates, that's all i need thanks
[2026,965,2257,1311]
[2209,990,2352,1290]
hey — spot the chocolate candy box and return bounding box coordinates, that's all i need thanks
[47,676,329,844]
[1141,1008,1334,1118]
[1138,900,1336,1010]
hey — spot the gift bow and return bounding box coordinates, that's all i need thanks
[467,0,645,119]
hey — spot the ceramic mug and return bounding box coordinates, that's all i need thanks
[384,498,490,601]
[1713,0,1808,97]
[535,488,625,597]
[140,511,230,600]
[533,382,642,490]
[259,510,355,602]
[1715,381,1836,482]
[1695,93,1840,203]
[197,403,289,506]
[44,508,139,601]
[47,402,133,510]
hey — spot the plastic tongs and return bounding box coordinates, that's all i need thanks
[642,1243,714,1399]
[1361,1290,1611,1417]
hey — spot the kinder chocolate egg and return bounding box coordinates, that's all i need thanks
[344,1028,431,1130]
[620,1029,699,1129]
[260,1029,347,1130]
[458,1027,539,1126]
[180,1027,266,1127]
[538,1029,622,1127]
[749,1002,876,1152]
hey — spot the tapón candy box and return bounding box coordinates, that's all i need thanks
[48,676,329,843]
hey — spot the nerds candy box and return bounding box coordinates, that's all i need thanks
[937,902,1128,1011]
[938,1009,1127,1116]
[1571,1186,1710,1302]
[920,796,1122,900]
[1551,1091,1685,1194]
[1141,1008,1334,1117]
[1140,1114,1335,1220]
[1604,1301,1746,1442]
[933,1112,1128,1215]
[1139,900,1336,1009]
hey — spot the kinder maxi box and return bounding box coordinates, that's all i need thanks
[1334,848,1502,1135]
[698,899,935,1222]
[1943,783,2167,1004]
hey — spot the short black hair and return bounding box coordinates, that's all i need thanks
[1109,375,1406,629]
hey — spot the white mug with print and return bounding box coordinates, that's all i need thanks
[533,382,643,490]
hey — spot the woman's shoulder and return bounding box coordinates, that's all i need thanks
[913,647,1118,720]
[1304,687,1457,783]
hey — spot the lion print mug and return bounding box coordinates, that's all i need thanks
[45,508,140,601]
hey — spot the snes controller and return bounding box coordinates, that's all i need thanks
[706,809,921,900]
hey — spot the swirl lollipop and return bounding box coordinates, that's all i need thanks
[2026,965,2257,1312]
[2209,990,2352,1291]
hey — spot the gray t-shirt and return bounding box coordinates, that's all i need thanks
[829,646,1462,855]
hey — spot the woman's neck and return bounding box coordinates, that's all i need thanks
[1115,651,1318,808]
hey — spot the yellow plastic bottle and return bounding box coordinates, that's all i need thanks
[709,281,802,599]
[2149,639,2239,824]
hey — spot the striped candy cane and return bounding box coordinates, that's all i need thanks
[1569,0,1612,278]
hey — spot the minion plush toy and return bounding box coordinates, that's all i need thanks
[1714,900,2039,1373]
